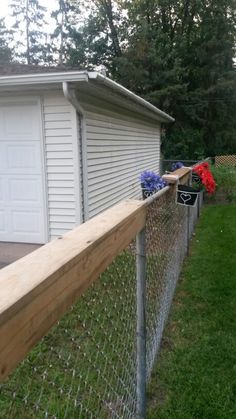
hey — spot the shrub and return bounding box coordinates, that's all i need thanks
[210,165,236,202]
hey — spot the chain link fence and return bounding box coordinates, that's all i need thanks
[0,174,202,418]
[160,159,198,174]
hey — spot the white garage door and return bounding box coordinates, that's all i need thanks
[0,99,46,244]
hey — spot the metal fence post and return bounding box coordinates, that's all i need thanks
[187,206,190,256]
[186,173,191,256]
[197,193,200,219]
[136,228,147,419]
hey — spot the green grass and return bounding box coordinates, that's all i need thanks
[147,204,236,419]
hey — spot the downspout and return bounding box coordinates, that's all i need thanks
[62,81,89,222]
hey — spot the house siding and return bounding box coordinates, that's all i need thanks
[42,92,80,240]
[82,102,161,219]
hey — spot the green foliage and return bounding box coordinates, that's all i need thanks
[1,0,236,158]
[0,18,12,63]
[61,0,235,159]
[161,126,205,160]
[148,204,236,418]
[51,0,83,66]
[211,165,236,202]
[65,1,125,71]
[116,0,236,159]
[9,0,48,64]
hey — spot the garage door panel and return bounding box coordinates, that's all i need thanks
[0,100,46,244]
[6,144,41,173]
[10,210,42,234]
[0,178,4,201]
[0,144,7,171]
[0,143,42,174]
[0,104,40,141]
[8,177,42,205]
[0,210,7,233]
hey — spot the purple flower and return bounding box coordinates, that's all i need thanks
[140,170,167,194]
[171,161,184,171]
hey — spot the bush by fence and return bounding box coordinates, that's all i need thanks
[210,164,236,203]
[0,167,202,418]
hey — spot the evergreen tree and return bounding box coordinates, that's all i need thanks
[51,0,83,66]
[7,0,234,157]
[0,18,13,63]
[113,0,236,158]
[10,0,48,64]
[66,0,125,71]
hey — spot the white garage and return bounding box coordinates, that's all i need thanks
[0,66,173,244]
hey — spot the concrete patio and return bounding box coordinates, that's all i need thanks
[0,242,42,269]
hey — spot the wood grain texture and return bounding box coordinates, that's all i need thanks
[0,200,146,382]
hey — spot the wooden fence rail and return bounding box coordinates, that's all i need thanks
[0,167,190,383]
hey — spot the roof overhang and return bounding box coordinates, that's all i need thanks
[0,71,89,86]
[0,70,174,124]
[88,72,174,123]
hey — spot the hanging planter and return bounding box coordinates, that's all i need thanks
[192,172,202,185]
[141,183,154,199]
[140,170,167,200]
[176,184,201,207]
[192,162,216,194]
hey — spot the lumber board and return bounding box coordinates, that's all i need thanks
[0,199,146,382]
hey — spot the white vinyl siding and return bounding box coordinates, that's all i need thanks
[84,107,160,219]
[42,92,80,240]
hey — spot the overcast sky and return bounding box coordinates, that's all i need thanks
[0,0,57,24]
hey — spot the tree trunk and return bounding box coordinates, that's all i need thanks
[102,0,122,57]
[59,0,64,65]
[26,0,30,64]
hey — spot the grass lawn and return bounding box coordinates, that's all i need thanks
[147,204,236,418]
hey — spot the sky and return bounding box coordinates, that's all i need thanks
[0,0,58,25]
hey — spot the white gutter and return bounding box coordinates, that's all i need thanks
[0,69,174,123]
[62,81,89,223]
[88,72,175,123]
[0,71,89,86]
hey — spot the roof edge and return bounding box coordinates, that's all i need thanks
[0,71,89,86]
[0,69,174,123]
[88,72,175,123]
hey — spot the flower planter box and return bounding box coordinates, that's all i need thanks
[176,184,201,207]
[192,172,201,185]
[141,183,156,199]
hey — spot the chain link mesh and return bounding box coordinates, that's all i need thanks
[215,154,236,167]
[145,188,201,377]
[0,180,202,418]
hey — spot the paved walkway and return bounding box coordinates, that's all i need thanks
[0,242,42,269]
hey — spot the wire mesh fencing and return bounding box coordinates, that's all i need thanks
[160,159,198,174]
[0,175,202,418]
[215,154,236,167]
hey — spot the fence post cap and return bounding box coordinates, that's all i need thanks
[162,174,179,184]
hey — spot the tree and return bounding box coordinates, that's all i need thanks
[113,0,236,158]
[51,0,83,66]
[7,0,234,157]
[54,0,236,157]
[0,18,13,63]
[65,0,125,71]
[10,0,48,64]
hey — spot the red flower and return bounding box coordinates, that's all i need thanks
[193,163,216,194]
